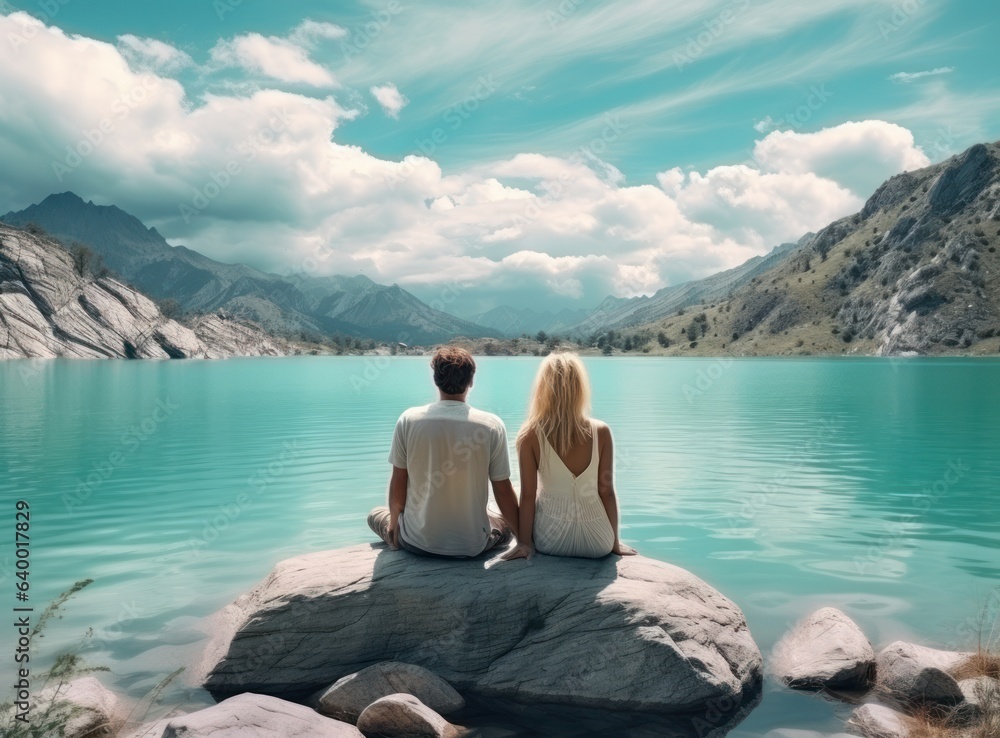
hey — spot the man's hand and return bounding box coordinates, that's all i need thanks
[612,540,637,556]
[501,543,533,561]
[386,518,401,550]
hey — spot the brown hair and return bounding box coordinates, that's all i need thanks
[431,346,476,395]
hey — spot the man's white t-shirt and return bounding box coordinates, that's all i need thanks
[388,400,511,557]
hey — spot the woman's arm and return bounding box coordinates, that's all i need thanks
[597,424,637,556]
[502,431,539,560]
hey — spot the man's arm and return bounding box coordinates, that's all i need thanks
[490,478,520,541]
[387,465,408,550]
[488,420,519,541]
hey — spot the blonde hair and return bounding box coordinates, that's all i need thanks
[518,352,592,456]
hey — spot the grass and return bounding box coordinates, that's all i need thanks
[904,679,1000,738]
[0,579,183,738]
[953,652,1000,681]
[116,667,185,737]
[969,678,1000,738]
[0,579,114,738]
[890,590,1000,738]
[953,595,1000,681]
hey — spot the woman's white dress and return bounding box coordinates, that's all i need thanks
[533,419,615,558]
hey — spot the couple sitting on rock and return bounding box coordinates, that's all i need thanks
[368,346,637,560]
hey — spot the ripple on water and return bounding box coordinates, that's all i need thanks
[1,357,998,737]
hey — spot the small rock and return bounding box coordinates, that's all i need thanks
[123,693,363,737]
[959,674,998,706]
[356,693,459,738]
[772,607,875,689]
[33,676,120,738]
[874,641,967,706]
[764,728,857,738]
[846,703,911,738]
[313,662,464,723]
[950,675,1000,725]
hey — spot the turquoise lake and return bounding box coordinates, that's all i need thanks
[1,356,998,736]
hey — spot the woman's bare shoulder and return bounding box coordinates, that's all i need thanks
[517,426,540,451]
[591,418,613,441]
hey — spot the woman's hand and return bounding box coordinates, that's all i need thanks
[501,543,534,561]
[612,540,637,556]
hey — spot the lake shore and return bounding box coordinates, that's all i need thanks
[284,333,1000,358]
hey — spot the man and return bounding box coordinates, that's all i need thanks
[367,346,520,557]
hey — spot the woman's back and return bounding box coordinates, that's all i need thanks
[533,418,615,558]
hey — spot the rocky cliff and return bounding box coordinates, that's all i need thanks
[567,236,810,336]
[0,222,285,359]
[608,140,1000,356]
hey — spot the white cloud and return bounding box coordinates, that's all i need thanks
[480,226,522,244]
[753,115,775,133]
[614,263,662,297]
[889,67,954,83]
[663,165,860,250]
[370,83,409,119]
[288,19,347,47]
[452,178,533,206]
[210,32,335,87]
[336,0,922,102]
[748,120,930,197]
[117,35,193,73]
[0,14,944,316]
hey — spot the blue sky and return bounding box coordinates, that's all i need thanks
[1,1,998,313]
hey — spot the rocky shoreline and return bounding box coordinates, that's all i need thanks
[772,607,999,738]
[11,548,998,738]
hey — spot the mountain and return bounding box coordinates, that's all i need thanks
[562,236,811,336]
[612,141,1000,356]
[1,193,496,344]
[0,222,284,359]
[471,305,593,337]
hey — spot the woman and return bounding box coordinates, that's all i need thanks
[503,352,636,560]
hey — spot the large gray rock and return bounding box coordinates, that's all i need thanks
[846,703,911,738]
[0,224,284,359]
[874,641,969,706]
[356,694,459,738]
[313,662,464,723]
[33,676,120,738]
[123,693,362,737]
[772,607,875,690]
[199,544,762,728]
